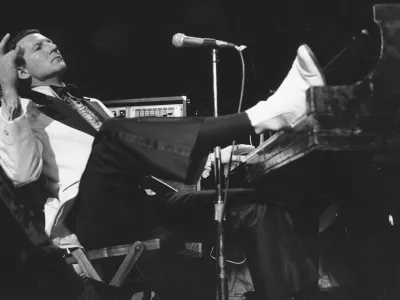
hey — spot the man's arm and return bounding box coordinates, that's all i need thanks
[0,97,44,186]
[0,33,43,186]
[0,33,23,121]
[1,88,22,120]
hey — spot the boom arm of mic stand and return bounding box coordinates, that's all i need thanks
[211,48,229,300]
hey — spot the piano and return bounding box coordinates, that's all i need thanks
[231,4,400,185]
[228,4,400,273]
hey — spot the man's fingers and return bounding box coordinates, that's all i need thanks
[12,46,24,60]
[230,155,245,162]
[0,33,11,55]
[4,46,24,65]
[234,144,255,155]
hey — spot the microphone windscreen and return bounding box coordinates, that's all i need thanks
[172,33,186,47]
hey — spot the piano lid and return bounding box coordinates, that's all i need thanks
[369,4,400,106]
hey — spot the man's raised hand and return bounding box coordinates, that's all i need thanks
[0,33,23,120]
[0,33,23,93]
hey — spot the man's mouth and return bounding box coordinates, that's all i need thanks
[52,56,63,62]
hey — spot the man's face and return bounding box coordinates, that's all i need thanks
[17,33,67,83]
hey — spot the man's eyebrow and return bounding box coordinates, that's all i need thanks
[31,39,53,48]
[31,40,43,48]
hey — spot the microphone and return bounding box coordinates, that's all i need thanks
[172,33,236,48]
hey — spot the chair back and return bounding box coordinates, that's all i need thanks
[0,167,84,299]
[0,168,49,246]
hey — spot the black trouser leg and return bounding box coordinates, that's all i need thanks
[73,116,315,299]
[73,113,252,247]
[243,204,318,300]
[90,114,253,183]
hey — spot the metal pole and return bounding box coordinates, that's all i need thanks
[211,48,228,300]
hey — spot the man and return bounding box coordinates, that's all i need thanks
[0,29,325,299]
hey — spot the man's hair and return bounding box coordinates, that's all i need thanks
[7,29,41,52]
[2,29,41,95]
[7,29,41,66]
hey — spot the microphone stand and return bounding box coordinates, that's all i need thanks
[211,48,229,300]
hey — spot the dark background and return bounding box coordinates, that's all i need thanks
[0,0,388,115]
[0,2,399,298]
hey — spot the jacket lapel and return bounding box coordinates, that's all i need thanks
[27,90,98,137]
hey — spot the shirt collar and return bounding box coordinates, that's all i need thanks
[31,85,62,99]
[32,84,83,99]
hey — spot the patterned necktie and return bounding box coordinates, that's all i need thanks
[55,86,103,132]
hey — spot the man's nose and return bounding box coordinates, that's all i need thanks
[47,43,58,53]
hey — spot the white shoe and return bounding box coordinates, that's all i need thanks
[246,44,326,133]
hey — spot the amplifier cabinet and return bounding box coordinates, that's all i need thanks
[103,96,200,191]
[103,96,188,118]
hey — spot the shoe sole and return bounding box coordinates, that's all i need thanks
[298,44,326,85]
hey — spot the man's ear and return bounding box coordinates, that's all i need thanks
[17,67,31,80]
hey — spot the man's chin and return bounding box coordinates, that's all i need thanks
[42,65,68,81]
[56,64,68,76]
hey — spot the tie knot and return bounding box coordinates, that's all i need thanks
[52,84,83,99]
